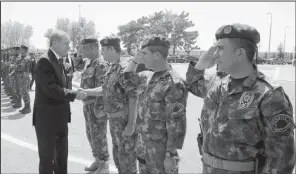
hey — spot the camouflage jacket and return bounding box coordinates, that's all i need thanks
[186,61,295,173]
[101,61,133,114]
[16,56,31,74]
[121,66,188,153]
[80,58,109,110]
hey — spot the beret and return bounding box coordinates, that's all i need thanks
[215,23,260,44]
[141,35,171,49]
[81,38,98,45]
[100,36,121,47]
[15,47,21,50]
[21,45,28,50]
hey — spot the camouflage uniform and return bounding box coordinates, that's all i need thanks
[9,54,19,104]
[121,66,188,174]
[101,61,137,174]
[186,23,295,174]
[17,54,31,111]
[80,58,110,162]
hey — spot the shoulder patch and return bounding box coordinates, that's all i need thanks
[169,102,185,116]
[239,91,254,109]
[270,114,295,133]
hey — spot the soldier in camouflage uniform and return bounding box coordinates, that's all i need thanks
[77,38,110,174]
[186,23,295,174]
[17,45,31,114]
[12,46,23,108]
[122,35,188,174]
[81,36,138,174]
[8,47,21,107]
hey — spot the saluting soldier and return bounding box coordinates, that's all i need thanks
[186,23,295,174]
[122,35,188,174]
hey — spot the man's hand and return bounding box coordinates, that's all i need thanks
[195,45,218,70]
[76,91,87,100]
[122,123,135,137]
[164,155,179,174]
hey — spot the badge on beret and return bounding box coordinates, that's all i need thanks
[169,102,185,116]
[238,91,254,109]
[270,114,295,133]
[223,26,232,34]
[103,39,108,44]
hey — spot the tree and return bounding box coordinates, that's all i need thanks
[55,18,71,33]
[44,28,53,40]
[117,10,199,56]
[277,43,284,59]
[1,20,34,49]
[183,31,199,56]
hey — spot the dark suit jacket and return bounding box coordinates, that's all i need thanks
[33,49,76,126]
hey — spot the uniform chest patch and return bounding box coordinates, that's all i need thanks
[270,114,295,133]
[238,91,254,109]
[169,102,185,116]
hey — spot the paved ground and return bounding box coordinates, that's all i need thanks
[1,64,295,173]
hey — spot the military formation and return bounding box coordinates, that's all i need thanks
[1,45,35,114]
[2,22,295,174]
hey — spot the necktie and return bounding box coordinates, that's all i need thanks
[58,58,66,83]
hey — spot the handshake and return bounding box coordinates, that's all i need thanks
[75,88,87,100]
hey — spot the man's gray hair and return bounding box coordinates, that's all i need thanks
[49,30,69,47]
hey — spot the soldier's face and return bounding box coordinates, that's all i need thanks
[21,49,27,56]
[81,44,98,59]
[101,46,116,62]
[141,47,156,69]
[214,38,238,73]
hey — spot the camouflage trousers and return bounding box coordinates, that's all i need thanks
[136,133,179,174]
[19,74,30,104]
[202,163,256,174]
[83,103,109,161]
[109,113,137,174]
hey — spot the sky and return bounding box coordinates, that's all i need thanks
[1,2,295,52]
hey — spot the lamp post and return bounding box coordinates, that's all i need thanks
[267,12,272,53]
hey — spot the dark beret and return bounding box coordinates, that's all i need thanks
[15,47,21,50]
[21,45,29,50]
[81,38,98,45]
[100,36,121,47]
[215,23,260,44]
[141,35,171,49]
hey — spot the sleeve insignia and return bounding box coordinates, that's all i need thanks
[270,114,295,133]
[238,91,254,109]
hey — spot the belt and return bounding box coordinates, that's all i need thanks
[106,110,127,119]
[82,99,96,105]
[202,152,255,172]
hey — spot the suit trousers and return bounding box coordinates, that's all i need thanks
[35,122,68,174]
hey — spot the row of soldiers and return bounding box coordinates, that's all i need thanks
[76,23,294,174]
[1,46,35,114]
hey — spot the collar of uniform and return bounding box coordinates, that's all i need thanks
[227,65,259,95]
[152,66,172,80]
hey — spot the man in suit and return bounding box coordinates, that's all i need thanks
[33,29,87,174]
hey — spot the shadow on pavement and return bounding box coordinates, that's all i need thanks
[1,98,11,103]
[1,112,26,120]
[1,107,18,113]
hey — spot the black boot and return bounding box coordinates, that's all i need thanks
[12,100,22,108]
[20,103,31,114]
